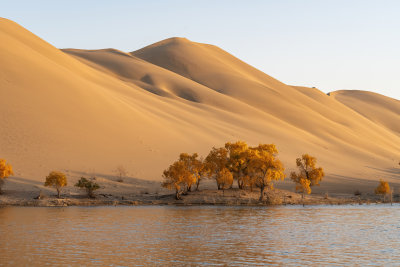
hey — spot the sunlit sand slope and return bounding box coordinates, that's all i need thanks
[330,90,400,135]
[1,18,399,193]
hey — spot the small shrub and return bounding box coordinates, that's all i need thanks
[114,165,127,183]
[354,190,362,196]
[75,177,100,198]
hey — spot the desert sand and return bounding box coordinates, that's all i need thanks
[0,18,399,205]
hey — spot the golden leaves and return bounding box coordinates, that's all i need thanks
[163,141,286,200]
[216,168,233,191]
[0,159,13,180]
[162,153,204,199]
[375,179,391,195]
[44,171,67,198]
[44,171,67,188]
[291,154,324,195]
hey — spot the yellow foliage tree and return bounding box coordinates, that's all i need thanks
[162,161,182,200]
[247,144,285,201]
[296,178,311,196]
[216,168,233,195]
[195,157,209,191]
[225,141,250,189]
[375,179,391,201]
[242,174,257,192]
[44,171,67,198]
[179,153,203,192]
[205,147,229,190]
[162,153,203,199]
[0,159,14,194]
[290,154,324,198]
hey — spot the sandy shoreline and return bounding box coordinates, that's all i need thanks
[1,171,398,208]
[0,187,395,207]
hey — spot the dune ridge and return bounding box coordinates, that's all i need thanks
[1,18,399,194]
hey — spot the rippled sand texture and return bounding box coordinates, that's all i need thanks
[0,18,399,194]
[0,206,399,266]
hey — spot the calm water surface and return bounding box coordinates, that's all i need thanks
[0,205,399,266]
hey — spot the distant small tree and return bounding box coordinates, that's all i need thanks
[44,171,67,198]
[375,179,391,202]
[290,154,324,199]
[75,177,100,198]
[114,165,127,182]
[216,168,233,195]
[0,159,14,194]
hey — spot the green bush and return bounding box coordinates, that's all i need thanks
[75,177,100,198]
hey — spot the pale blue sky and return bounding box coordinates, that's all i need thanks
[3,0,400,100]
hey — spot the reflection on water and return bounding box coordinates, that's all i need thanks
[0,205,399,266]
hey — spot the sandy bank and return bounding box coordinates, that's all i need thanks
[0,187,395,207]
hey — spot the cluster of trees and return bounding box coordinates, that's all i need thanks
[162,141,324,201]
[44,171,100,198]
[0,151,397,203]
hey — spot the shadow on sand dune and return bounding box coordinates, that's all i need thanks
[365,166,400,179]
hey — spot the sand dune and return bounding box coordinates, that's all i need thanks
[331,90,400,135]
[1,18,399,194]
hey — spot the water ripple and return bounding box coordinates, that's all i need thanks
[1,205,400,266]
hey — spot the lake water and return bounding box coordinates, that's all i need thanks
[0,205,399,266]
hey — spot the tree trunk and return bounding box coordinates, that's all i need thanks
[239,179,245,190]
[196,179,200,191]
[259,185,265,201]
[175,189,181,200]
[57,188,61,198]
[302,192,305,207]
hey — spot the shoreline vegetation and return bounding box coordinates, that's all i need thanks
[0,141,396,207]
